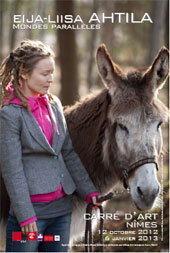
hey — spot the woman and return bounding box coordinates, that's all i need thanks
[0,40,100,252]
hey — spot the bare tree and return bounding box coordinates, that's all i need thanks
[93,0,116,88]
[0,0,5,105]
[55,0,78,106]
[87,0,99,89]
[100,0,116,52]
[165,0,169,48]
[148,0,167,65]
[0,0,4,63]
[10,0,23,50]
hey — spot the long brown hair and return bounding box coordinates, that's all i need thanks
[0,39,55,110]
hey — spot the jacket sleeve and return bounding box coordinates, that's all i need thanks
[54,98,98,200]
[0,106,36,224]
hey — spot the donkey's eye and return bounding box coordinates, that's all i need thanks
[118,123,129,134]
[157,121,163,129]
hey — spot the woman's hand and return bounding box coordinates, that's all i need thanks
[91,196,102,209]
[21,222,38,235]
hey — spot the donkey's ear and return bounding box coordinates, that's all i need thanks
[96,44,124,92]
[146,47,169,94]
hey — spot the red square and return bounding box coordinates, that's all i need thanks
[44,235,54,241]
[27,232,37,241]
[12,232,22,241]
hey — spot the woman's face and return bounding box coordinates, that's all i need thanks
[21,57,55,97]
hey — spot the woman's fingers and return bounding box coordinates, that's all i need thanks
[91,196,102,209]
[92,196,101,205]
[28,223,33,232]
[21,226,25,235]
[21,222,37,235]
[25,225,29,234]
[32,222,38,232]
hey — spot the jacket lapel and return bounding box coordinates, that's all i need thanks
[21,108,56,155]
[49,102,65,154]
[48,103,58,152]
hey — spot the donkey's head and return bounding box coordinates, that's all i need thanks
[97,44,169,210]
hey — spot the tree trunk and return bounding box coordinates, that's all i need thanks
[165,0,169,48]
[10,0,22,50]
[87,0,99,89]
[94,0,116,88]
[100,0,115,52]
[55,0,78,106]
[0,0,4,63]
[0,0,5,106]
[148,0,167,65]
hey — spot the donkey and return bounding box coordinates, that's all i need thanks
[64,44,169,242]
[0,45,169,247]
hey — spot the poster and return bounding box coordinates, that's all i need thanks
[0,0,169,252]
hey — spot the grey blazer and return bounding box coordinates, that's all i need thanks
[0,96,97,224]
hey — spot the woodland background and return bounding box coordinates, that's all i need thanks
[0,0,169,252]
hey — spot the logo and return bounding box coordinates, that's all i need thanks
[37,233,43,241]
[12,232,22,241]
[44,235,54,241]
[27,232,37,241]
[54,235,60,241]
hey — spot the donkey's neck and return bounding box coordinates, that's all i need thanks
[64,89,118,193]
